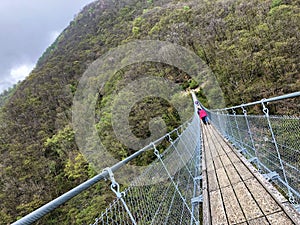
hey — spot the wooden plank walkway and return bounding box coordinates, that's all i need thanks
[201,124,300,225]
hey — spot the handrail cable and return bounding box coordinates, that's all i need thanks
[12,121,191,225]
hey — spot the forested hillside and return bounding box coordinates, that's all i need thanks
[0,83,19,108]
[0,0,299,224]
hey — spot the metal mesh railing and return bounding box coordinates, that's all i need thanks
[206,92,300,210]
[12,94,202,225]
[14,91,299,224]
[92,114,202,225]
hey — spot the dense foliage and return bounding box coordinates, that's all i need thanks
[0,0,299,224]
[0,82,19,108]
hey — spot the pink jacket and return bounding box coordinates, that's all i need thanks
[199,109,207,119]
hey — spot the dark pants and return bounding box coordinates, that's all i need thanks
[202,116,209,125]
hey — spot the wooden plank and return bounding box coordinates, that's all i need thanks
[222,144,232,154]
[247,217,269,225]
[210,189,228,225]
[216,167,231,188]
[224,164,242,185]
[203,136,209,147]
[267,211,294,225]
[206,131,218,159]
[206,153,214,172]
[227,151,241,163]
[237,151,300,225]
[216,136,232,153]
[251,170,288,204]
[233,182,263,220]
[282,202,300,225]
[202,127,211,225]
[204,139,212,155]
[215,141,227,156]
[205,156,212,169]
[213,156,223,170]
[202,170,211,225]
[210,145,219,158]
[216,147,227,157]
[221,186,246,224]
[245,178,281,215]
[207,170,219,192]
[234,161,253,181]
[209,126,231,153]
[203,134,210,148]
[220,154,232,167]
[202,142,207,173]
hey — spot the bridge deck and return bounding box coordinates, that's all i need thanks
[201,124,300,225]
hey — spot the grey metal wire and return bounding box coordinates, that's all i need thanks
[92,112,202,225]
[12,115,201,225]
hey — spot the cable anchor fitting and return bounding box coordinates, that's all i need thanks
[167,134,173,143]
[152,142,160,158]
[261,99,269,115]
[103,167,124,198]
[176,128,180,137]
[241,105,247,115]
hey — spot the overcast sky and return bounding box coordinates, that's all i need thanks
[0,0,95,93]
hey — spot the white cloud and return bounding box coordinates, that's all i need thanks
[0,0,95,94]
[0,64,34,93]
[49,30,60,44]
[10,64,34,82]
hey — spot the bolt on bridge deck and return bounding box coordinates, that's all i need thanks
[201,124,300,225]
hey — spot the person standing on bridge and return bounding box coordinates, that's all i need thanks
[198,107,210,125]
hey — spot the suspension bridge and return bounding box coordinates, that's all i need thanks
[13,92,300,225]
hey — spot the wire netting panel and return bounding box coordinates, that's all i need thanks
[92,116,202,225]
[248,116,287,178]
[268,116,300,203]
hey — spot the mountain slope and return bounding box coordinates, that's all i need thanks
[0,0,299,224]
